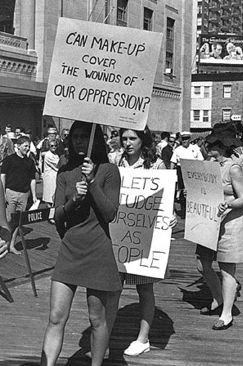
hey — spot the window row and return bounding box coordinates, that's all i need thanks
[193,85,232,98]
[192,109,233,123]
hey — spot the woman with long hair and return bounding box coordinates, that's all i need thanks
[40,121,122,366]
[114,126,176,356]
[197,131,243,330]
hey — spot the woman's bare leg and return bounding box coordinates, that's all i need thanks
[219,262,236,324]
[40,281,76,366]
[197,257,223,309]
[87,289,120,366]
[136,283,155,343]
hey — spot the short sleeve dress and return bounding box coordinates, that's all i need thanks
[217,158,243,263]
[52,162,122,292]
[118,155,166,285]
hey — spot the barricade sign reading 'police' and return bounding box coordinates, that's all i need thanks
[109,168,177,279]
[43,18,162,130]
[181,159,224,250]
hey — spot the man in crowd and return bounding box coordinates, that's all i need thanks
[4,123,12,137]
[155,131,170,157]
[1,136,37,254]
[161,134,176,169]
[0,126,15,171]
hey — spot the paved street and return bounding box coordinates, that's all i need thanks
[0,208,242,366]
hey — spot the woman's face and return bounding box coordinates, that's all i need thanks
[71,127,89,156]
[121,130,142,157]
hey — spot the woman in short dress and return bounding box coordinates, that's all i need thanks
[40,121,122,366]
[114,127,176,356]
[197,131,243,330]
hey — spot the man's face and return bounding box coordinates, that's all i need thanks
[15,129,21,137]
[48,133,56,141]
[5,126,11,134]
[181,136,190,148]
[215,45,222,56]
[17,142,30,156]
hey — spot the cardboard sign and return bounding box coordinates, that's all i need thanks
[43,18,162,130]
[109,168,177,279]
[181,159,224,250]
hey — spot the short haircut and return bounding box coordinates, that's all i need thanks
[16,136,30,145]
[161,131,170,140]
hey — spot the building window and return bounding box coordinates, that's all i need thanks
[144,7,153,31]
[198,4,202,15]
[204,86,210,98]
[165,17,175,73]
[203,110,209,122]
[193,110,200,121]
[222,109,231,122]
[117,0,128,27]
[194,86,201,95]
[223,85,232,99]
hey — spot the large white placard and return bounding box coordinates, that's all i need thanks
[109,168,177,279]
[43,18,162,130]
[181,159,224,250]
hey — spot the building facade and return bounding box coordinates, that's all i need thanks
[196,0,243,36]
[0,0,193,136]
[191,73,243,131]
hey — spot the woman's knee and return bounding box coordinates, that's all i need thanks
[89,309,106,329]
[49,306,69,327]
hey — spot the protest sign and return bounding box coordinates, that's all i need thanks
[181,159,224,250]
[43,18,162,130]
[109,168,177,279]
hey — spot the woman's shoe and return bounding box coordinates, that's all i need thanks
[212,319,233,330]
[200,303,223,316]
[124,340,150,356]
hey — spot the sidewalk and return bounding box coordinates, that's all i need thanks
[0,215,242,365]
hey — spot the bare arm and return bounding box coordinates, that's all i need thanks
[30,179,37,202]
[218,165,243,215]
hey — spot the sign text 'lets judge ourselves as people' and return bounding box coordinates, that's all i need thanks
[43,18,162,130]
[109,168,177,279]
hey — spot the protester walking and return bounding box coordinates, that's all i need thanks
[1,136,37,254]
[114,126,176,356]
[196,130,243,330]
[40,121,122,366]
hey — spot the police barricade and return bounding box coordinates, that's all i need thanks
[9,207,55,299]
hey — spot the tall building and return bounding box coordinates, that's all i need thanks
[0,0,193,135]
[197,0,243,36]
[190,0,243,132]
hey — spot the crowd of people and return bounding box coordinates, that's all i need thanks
[1,120,243,365]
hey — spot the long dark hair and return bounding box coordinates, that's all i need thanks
[68,121,108,166]
[119,126,157,169]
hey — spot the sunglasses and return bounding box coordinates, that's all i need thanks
[181,136,190,140]
[50,144,57,147]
